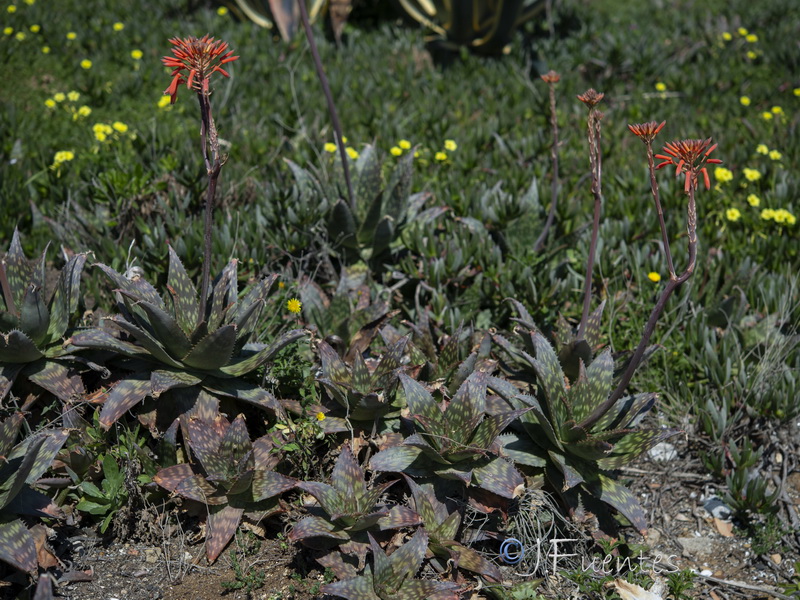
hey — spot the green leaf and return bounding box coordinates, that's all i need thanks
[46,253,87,342]
[318,339,350,383]
[597,428,680,470]
[107,317,182,368]
[95,263,163,308]
[219,328,306,376]
[331,445,368,506]
[472,457,523,498]
[219,414,252,467]
[399,374,442,431]
[182,324,237,370]
[206,504,244,563]
[26,360,84,401]
[593,393,657,432]
[322,575,381,600]
[75,499,110,515]
[385,150,414,223]
[202,378,284,416]
[0,413,23,457]
[586,472,648,533]
[530,332,568,424]
[150,369,204,397]
[584,300,606,350]
[19,285,49,345]
[296,481,344,516]
[0,437,46,511]
[570,350,613,422]
[350,352,371,394]
[165,245,198,335]
[70,327,149,359]
[131,298,193,361]
[0,330,44,363]
[289,515,351,544]
[0,519,37,572]
[369,445,424,473]
[251,470,295,501]
[370,215,395,258]
[329,199,358,249]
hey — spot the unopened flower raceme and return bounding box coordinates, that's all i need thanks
[162,35,239,104]
[655,138,722,192]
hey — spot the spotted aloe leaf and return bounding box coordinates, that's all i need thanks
[219,328,306,377]
[446,370,487,437]
[97,374,152,429]
[202,378,284,416]
[0,413,24,457]
[0,330,44,364]
[596,428,679,470]
[289,515,351,543]
[187,416,230,480]
[151,369,204,397]
[570,350,613,422]
[154,463,220,504]
[585,472,648,533]
[251,470,295,502]
[472,457,524,499]
[69,328,149,360]
[206,504,245,563]
[25,360,84,402]
[165,245,198,335]
[0,363,24,400]
[398,374,442,432]
[0,520,36,572]
[127,297,193,360]
[368,445,423,474]
[19,284,49,346]
[593,392,658,432]
[530,333,569,424]
[182,324,237,370]
[0,437,46,511]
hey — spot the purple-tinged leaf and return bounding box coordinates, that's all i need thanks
[0,329,44,363]
[0,363,24,401]
[3,229,31,310]
[584,300,607,350]
[597,428,680,470]
[19,428,68,482]
[107,317,182,368]
[368,531,392,591]
[0,437,46,511]
[19,284,49,345]
[347,509,391,532]
[124,296,192,360]
[98,374,152,429]
[530,333,569,424]
[70,327,149,359]
[252,436,280,471]
[377,505,421,530]
[447,370,488,440]
[44,251,86,338]
[288,515,350,543]
[369,446,423,473]
[220,328,306,376]
[154,463,221,504]
[165,246,198,335]
[444,542,501,582]
[202,378,284,417]
[318,339,350,384]
[33,571,54,600]
[251,471,295,501]
[151,369,203,397]
[25,360,84,401]
[495,433,546,468]
[206,504,244,563]
[469,407,531,450]
[593,393,658,432]
[351,352,371,395]
[586,472,648,534]
[187,416,228,480]
[226,469,254,496]
[547,450,584,491]
[296,481,343,516]
[0,519,36,572]
[316,550,359,580]
[0,413,24,456]
[5,486,64,519]
[398,373,442,430]
[382,529,429,593]
[331,445,367,505]
[207,259,237,332]
[355,480,397,521]
[472,457,523,499]
[182,324,237,370]
[94,263,162,308]
[570,349,613,423]
[371,336,407,388]
[322,575,381,600]
[219,414,252,467]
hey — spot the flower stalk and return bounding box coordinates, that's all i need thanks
[534,71,561,253]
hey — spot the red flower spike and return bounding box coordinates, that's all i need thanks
[654,138,722,192]
[162,35,239,104]
[628,121,666,143]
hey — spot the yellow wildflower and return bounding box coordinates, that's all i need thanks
[746,51,757,60]
[157,95,171,109]
[794,88,800,97]
[6,4,16,13]
[2,27,11,35]
[345,147,359,160]
[721,32,732,41]
[435,151,448,161]
[760,208,775,221]
[756,144,768,155]
[112,22,124,31]
[67,91,80,102]
[745,33,758,42]
[53,92,66,102]
[773,210,788,224]
[785,212,797,226]
[14,31,25,41]
[323,142,337,153]
[737,27,748,36]
[29,24,39,33]
[398,139,411,150]
[747,194,760,207]
[769,150,782,160]
[51,150,74,166]
[80,59,92,70]
[444,139,457,151]
[742,168,761,182]
[77,105,91,118]
[278,281,285,289]
[341,136,348,143]
[112,121,128,133]
[647,272,661,283]
[286,298,302,314]
[217,6,228,15]
[66,31,77,40]
[654,82,667,92]
[771,106,783,115]
[44,98,55,108]
[41,45,49,54]
[739,96,751,106]
[762,112,773,120]
[316,411,325,421]
[725,208,741,222]
[390,146,402,156]
[131,49,143,60]
[714,167,733,183]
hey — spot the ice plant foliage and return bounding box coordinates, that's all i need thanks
[655,138,722,192]
[162,35,238,104]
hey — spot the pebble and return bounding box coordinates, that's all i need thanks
[648,442,678,461]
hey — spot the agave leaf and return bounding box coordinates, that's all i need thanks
[25,360,84,401]
[331,445,368,506]
[289,515,351,543]
[369,445,423,474]
[19,285,49,345]
[151,369,204,397]
[530,333,569,424]
[547,450,584,491]
[0,329,44,363]
[297,481,344,516]
[251,471,295,501]
[231,274,276,339]
[182,324,237,370]
[219,414,252,466]
[129,298,193,360]
[165,246,198,335]
[206,504,244,563]
[202,378,284,416]
[446,371,487,441]
[472,457,523,498]
[570,350,614,422]
[322,575,381,600]
[219,328,306,376]
[586,472,648,533]
[584,300,606,350]
[187,416,228,480]
[566,434,614,461]
[0,437,46,511]
[207,259,238,332]
[108,317,182,368]
[318,339,350,383]
[69,327,149,359]
[0,520,36,572]
[0,363,23,401]
[0,413,24,457]
[399,374,442,431]
[329,199,359,249]
[46,253,87,342]
[593,393,657,432]
[97,374,152,429]
[596,428,680,470]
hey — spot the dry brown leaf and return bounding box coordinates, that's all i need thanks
[612,578,664,600]
[713,517,734,537]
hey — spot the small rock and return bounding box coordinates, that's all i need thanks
[144,547,161,564]
[703,496,732,520]
[648,442,677,462]
[770,553,782,565]
[678,537,715,558]
[699,569,712,577]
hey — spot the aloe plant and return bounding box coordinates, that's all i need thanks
[322,529,460,600]
[154,413,295,562]
[0,414,68,572]
[1,228,88,403]
[492,331,678,532]
[71,248,305,429]
[289,445,419,571]
[369,369,527,499]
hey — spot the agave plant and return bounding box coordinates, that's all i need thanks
[397,0,545,56]
[0,414,68,572]
[369,369,527,499]
[323,529,460,600]
[289,445,419,571]
[71,247,305,430]
[154,413,295,562]
[403,475,501,581]
[1,228,88,403]
[492,330,678,532]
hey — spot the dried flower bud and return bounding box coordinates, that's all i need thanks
[577,88,604,107]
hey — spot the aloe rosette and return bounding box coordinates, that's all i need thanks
[1,229,88,403]
[71,247,305,429]
[0,414,68,572]
[493,330,679,532]
[322,529,461,600]
[154,413,295,562]
[369,369,527,499]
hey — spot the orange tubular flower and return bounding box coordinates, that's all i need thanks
[628,120,666,143]
[655,138,722,192]
[162,35,238,104]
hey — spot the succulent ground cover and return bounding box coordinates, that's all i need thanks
[1,0,799,599]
